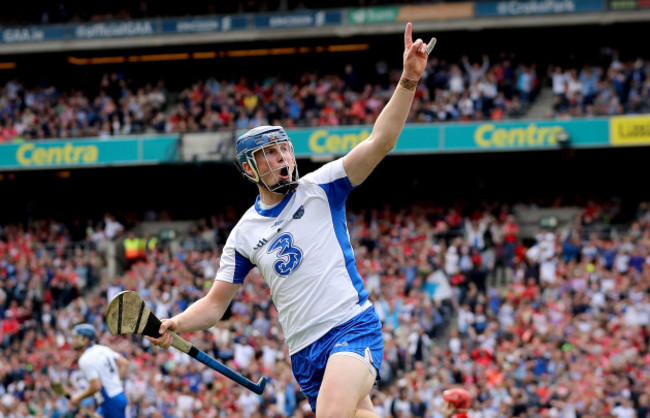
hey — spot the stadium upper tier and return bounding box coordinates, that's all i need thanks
[0,51,648,143]
[0,1,649,56]
[2,1,420,25]
[2,0,649,26]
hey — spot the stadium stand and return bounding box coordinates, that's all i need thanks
[2,52,648,142]
[545,57,650,119]
[1,196,649,416]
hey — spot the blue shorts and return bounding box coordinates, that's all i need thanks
[98,389,127,418]
[291,306,384,412]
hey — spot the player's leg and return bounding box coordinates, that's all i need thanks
[354,395,379,418]
[315,353,377,418]
[316,307,384,417]
[291,307,383,417]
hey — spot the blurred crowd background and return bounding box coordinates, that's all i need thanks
[2,198,649,417]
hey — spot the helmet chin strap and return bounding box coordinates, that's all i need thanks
[259,175,297,195]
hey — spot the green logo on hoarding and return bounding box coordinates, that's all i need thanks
[348,7,400,24]
[608,0,637,9]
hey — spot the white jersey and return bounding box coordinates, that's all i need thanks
[216,158,370,354]
[78,344,124,398]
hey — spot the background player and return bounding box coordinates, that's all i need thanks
[69,323,129,418]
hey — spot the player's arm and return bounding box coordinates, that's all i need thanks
[70,358,102,407]
[69,378,101,407]
[172,280,240,333]
[343,22,432,186]
[116,355,129,379]
[148,280,241,348]
[149,230,248,349]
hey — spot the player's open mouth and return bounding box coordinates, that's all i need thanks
[279,167,289,179]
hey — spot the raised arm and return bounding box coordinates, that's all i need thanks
[343,22,432,186]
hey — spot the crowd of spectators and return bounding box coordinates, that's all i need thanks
[1,197,649,417]
[0,74,169,142]
[165,52,540,134]
[0,53,503,142]
[547,50,650,118]
[0,52,539,143]
[1,49,648,144]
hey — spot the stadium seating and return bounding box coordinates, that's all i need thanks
[1,199,649,416]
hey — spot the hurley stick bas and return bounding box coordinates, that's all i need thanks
[51,382,101,418]
[106,290,268,394]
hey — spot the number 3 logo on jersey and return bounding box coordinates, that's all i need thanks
[267,232,303,276]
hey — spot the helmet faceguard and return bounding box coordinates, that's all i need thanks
[236,126,299,195]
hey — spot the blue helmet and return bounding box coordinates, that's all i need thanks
[72,323,97,341]
[236,125,299,194]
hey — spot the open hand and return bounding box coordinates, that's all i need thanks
[402,22,434,81]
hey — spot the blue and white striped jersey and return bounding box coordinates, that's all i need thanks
[216,158,370,354]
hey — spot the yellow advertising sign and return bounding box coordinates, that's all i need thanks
[16,142,99,166]
[308,129,370,154]
[610,115,650,146]
[473,124,563,148]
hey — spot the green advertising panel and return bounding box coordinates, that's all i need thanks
[347,7,400,24]
[441,119,610,152]
[141,137,180,161]
[1,118,623,171]
[608,0,638,9]
[0,135,178,170]
[387,126,440,154]
[288,125,439,157]
[288,118,612,157]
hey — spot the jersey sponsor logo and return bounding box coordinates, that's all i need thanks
[253,238,268,251]
[267,232,303,276]
[293,205,305,219]
[272,219,284,227]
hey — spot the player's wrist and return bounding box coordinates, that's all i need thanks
[399,75,419,91]
[169,317,181,333]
